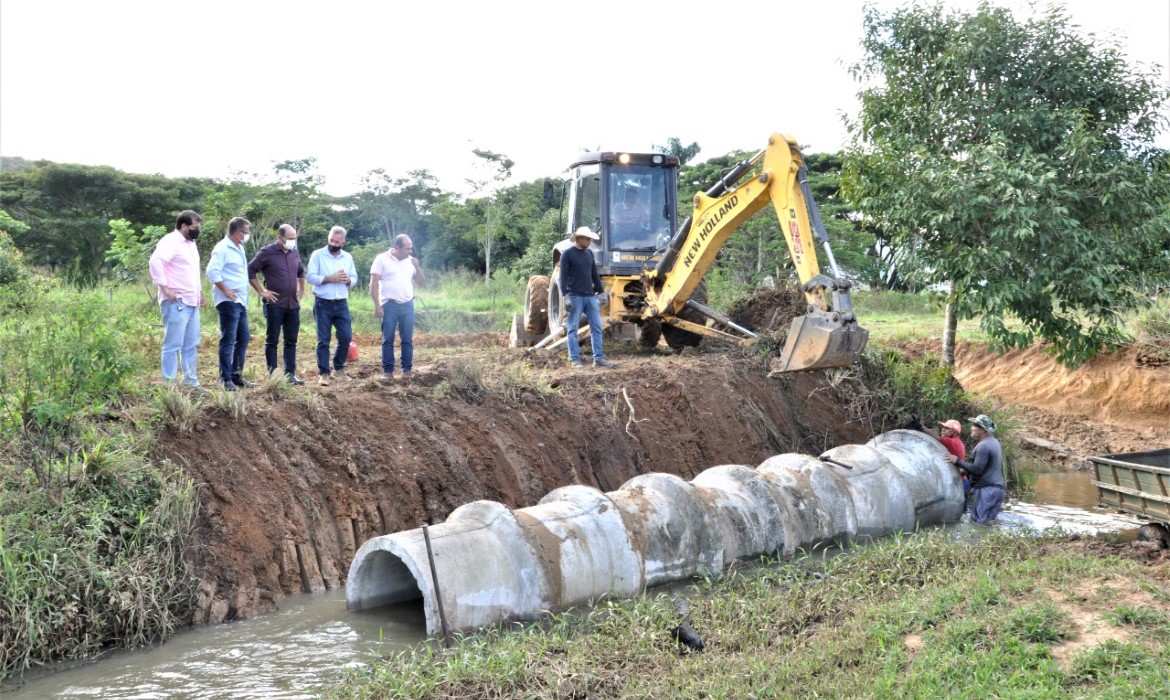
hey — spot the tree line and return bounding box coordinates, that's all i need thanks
[2,3,1167,366]
[0,148,890,294]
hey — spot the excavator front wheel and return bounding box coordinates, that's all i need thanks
[524,275,550,335]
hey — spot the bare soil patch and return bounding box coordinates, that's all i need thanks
[894,339,1170,460]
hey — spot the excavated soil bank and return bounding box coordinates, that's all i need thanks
[896,339,1170,464]
[166,335,877,624]
[165,333,1170,624]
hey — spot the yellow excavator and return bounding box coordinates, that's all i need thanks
[510,133,868,373]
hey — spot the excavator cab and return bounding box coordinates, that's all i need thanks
[564,151,680,276]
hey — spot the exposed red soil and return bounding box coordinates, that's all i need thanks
[895,339,1170,464]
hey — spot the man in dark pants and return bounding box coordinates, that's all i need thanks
[306,225,358,386]
[560,226,613,369]
[249,224,306,384]
[945,414,1005,524]
[206,216,254,391]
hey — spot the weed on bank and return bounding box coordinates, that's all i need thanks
[327,531,1170,699]
[0,288,198,681]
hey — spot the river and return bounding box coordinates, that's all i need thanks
[6,463,1106,699]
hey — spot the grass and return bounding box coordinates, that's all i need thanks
[0,285,198,681]
[326,531,1170,699]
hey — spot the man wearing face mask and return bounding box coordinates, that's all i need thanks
[206,217,255,391]
[149,209,205,386]
[249,224,306,384]
[307,225,359,386]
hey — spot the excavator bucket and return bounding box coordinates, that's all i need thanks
[769,308,869,374]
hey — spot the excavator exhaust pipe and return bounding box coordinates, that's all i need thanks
[769,308,869,374]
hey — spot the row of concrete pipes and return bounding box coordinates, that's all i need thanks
[345,430,962,635]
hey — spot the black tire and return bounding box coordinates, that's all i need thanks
[548,266,565,330]
[638,319,662,348]
[523,275,550,335]
[663,281,708,352]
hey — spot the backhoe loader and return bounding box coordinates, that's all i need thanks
[510,133,868,373]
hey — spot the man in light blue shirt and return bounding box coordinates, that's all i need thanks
[307,225,359,385]
[206,217,254,391]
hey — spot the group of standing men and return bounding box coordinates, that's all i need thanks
[148,210,424,391]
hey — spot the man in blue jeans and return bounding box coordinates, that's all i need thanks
[945,414,1005,524]
[206,217,254,391]
[370,234,426,381]
[560,226,614,369]
[148,209,204,386]
[307,226,359,386]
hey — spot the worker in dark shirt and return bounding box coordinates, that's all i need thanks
[945,414,1004,524]
[248,224,306,384]
[560,226,613,369]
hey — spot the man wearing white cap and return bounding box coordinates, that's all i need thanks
[560,226,613,369]
[945,414,1004,524]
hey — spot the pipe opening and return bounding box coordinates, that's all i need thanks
[352,550,424,610]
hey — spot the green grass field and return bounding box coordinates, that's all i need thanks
[326,531,1170,699]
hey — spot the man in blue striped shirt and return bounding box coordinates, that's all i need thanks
[206,217,254,391]
[307,226,359,386]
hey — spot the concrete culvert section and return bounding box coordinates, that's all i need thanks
[346,429,962,635]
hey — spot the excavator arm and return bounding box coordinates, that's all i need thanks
[644,133,868,372]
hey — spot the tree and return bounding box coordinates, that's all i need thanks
[0,163,208,284]
[465,148,515,282]
[0,210,34,310]
[653,137,702,165]
[844,1,1170,367]
[105,219,166,303]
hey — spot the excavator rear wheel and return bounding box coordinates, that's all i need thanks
[523,275,550,335]
[638,319,662,348]
[663,281,708,353]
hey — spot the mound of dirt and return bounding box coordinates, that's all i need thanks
[893,338,1170,460]
[166,338,878,624]
[727,286,807,333]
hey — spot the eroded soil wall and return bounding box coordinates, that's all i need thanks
[165,350,872,624]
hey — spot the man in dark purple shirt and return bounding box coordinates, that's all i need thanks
[248,224,307,384]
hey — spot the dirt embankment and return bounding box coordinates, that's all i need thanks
[166,323,1170,625]
[166,335,875,624]
[898,339,1170,462]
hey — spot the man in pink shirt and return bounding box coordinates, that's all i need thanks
[149,210,205,386]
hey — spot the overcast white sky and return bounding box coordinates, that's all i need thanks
[1,0,1167,197]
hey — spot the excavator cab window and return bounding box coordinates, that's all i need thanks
[568,164,601,236]
[607,166,670,251]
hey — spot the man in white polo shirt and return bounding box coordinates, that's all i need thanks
[370,234,425,381]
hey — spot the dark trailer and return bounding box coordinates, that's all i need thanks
[1092,448,1170,536]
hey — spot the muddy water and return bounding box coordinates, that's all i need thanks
[8,592,426,699]
[10,456,1106,698]
[1015,456,1099,509]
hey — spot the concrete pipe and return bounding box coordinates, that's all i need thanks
[346,429,961,634]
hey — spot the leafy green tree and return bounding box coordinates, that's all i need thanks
[0,164,207,284]
[465,148,515,281]
[844,1,1170,367]
[348,168,441,250]
[0,210,35,310]
[653,137,702,165]
[105,219,166,303]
